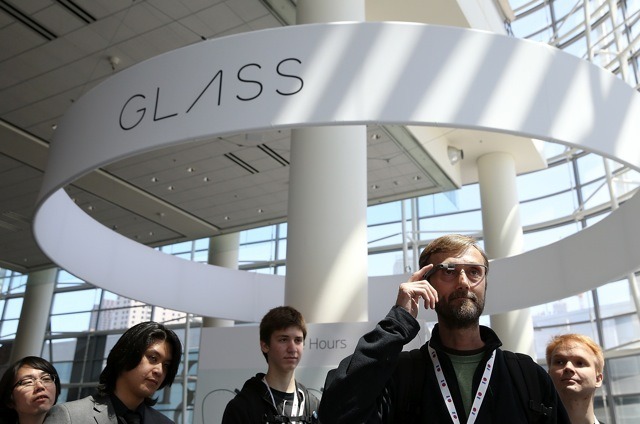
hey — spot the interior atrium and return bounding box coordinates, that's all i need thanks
[1,0,639,422]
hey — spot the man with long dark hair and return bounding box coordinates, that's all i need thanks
[45,321,182,424]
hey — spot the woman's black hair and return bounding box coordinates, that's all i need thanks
[97,321,182,406]
[0,356,60,423]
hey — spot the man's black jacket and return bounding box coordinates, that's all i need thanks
[222,373,319,423]
[319,306,569,423]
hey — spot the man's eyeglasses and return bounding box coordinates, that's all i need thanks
[423,263,487,285]
[13,373,56,389]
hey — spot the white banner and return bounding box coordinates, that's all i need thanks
[34,22,640,320]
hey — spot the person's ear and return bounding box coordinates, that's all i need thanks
[595,371,604,388]
[260,340,269,354]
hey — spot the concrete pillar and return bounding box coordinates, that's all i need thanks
[477,152,536,358]
[285,0,368,323]
[11,268,56,362]
[204,233,239,328]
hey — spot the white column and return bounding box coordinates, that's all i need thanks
[286,127,368,323]
[286,0,367,323]
[477,152,536,358]
[204,233,239,327]
[11,268,56,361]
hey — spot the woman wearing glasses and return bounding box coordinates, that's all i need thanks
[0,356,60,424]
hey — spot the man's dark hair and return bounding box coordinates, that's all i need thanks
[97,321,182,405]
[259,306,307,362]
[0,356,61,423]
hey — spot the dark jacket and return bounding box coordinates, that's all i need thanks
[222,373,320,424]
[319,306,569,423]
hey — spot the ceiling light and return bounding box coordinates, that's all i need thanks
[151,177,158,182]
[167,185,175,191]
[371,184,379,190]
[187,167,195,173]
[108,55,120,71]
[203,177,210,182]
[447,146,464,165]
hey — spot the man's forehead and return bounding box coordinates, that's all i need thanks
[552,343,592,359]
[272,327,303,337]
[146,340,172,358]
[432,246,484,262]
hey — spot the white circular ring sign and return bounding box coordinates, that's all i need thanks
[34,22,640,321]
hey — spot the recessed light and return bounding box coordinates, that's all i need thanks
[257,209,264,213]
[224,216,230,220]
[203,176,210,182]
[151,177,159,182]
[187,167,195,173]
[167,185,175,191]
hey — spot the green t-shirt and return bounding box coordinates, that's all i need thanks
[448,351,485,415]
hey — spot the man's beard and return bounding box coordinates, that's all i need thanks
[435,291,485,328]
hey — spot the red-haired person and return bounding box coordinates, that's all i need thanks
[546,334,605,424]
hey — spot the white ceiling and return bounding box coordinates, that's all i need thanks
[0,0,541,273]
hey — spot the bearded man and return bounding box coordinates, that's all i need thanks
[319,234,569,424]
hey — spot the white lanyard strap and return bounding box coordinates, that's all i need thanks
[428,344,496,424]
[262,378,302,420]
